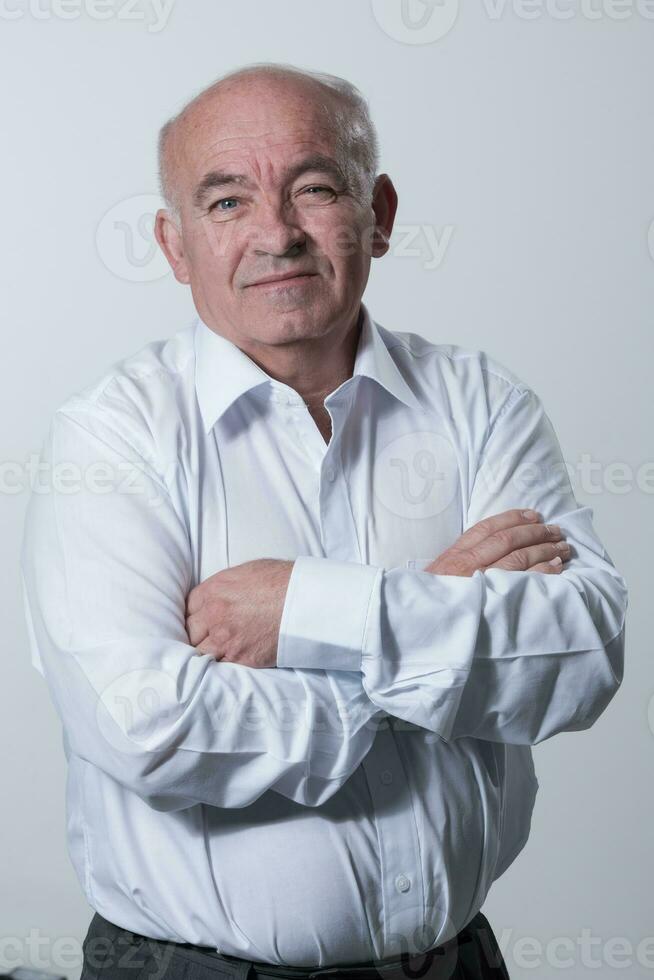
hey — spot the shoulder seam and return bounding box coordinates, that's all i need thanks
[64,343,195,411]
[53,406,173,497]
[384,335,530,394]
[489,385,532,436]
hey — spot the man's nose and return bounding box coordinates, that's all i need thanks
[247,200,307,257]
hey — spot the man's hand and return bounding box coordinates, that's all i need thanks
[423,508,571,576]
[185,558,294,666]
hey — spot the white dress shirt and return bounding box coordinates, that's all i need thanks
[20,302,627,967]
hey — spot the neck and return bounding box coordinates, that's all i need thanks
[229,307,364,408]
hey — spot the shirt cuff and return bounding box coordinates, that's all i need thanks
[276,555,381,671]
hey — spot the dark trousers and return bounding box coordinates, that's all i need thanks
[80,909,511,980]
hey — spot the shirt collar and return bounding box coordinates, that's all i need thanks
[194,302,422,434]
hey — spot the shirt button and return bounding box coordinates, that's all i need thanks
[395,874,411,894]
[380,770,393,785]
[325,467,336,482]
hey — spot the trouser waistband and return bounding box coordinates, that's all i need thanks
[241,922,474,979]
[153,914,477,980]
[86,909,495,980]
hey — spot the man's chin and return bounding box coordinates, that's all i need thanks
[245,301,335,343]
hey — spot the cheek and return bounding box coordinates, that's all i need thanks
[187,226,242,286]
[306,214,373,271]
[194,222,235,264]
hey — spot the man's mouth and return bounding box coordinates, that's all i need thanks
[248,273,318,288]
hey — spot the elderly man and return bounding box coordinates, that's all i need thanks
[21,63,627,980]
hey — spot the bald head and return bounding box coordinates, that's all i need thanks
[157,63,380,223]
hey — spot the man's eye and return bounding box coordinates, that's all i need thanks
[210,198,239,212]
[302,186,335,198]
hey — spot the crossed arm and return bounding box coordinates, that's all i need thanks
[20,387,628,812]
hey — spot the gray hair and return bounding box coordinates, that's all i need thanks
[157,62,380,223]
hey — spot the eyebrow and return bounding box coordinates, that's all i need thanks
[191,154,348,209]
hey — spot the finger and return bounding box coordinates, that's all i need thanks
[527,556,567,574]
[457,509,542,551]
[186,587,205,617]
[472,521,564,569]
[185,611,209,646]
[195,638,224,660]
[487,539,571,571]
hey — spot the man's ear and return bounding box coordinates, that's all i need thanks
[154,209,191,284]
[369,174,398,258]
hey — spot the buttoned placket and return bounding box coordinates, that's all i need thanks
[270,378,427,955]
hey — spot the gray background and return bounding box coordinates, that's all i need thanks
[2,1,652,977]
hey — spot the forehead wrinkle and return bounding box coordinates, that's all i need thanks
[191,153,347,210]
[192,138,346,203]
[193,126,340,164]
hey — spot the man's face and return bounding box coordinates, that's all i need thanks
[155,76,394,351]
